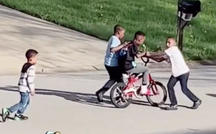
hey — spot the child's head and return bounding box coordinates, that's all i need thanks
[133,31,146,46]
[25,49,38,64]
[114,24,125,40]
[166,37,177,48]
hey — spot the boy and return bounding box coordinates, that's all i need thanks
[121,31,150,95]
[148,37,201,110]
[96,24,128,102]
[2,49,38,121]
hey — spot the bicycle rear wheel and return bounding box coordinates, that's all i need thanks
[110,82,131,108]
[146,81,167,106]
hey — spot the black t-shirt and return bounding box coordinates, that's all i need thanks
[124,43,138,71]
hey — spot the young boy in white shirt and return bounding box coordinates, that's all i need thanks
[148,37,201,110]
[2,49,38,121]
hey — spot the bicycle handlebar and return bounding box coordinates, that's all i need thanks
[141,55,150,66]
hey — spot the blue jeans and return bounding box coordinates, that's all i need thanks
[8,92,30,115]
[167,72,199,106]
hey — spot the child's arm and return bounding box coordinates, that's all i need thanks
[27,66,36,96]
[111,41,130,53]
[147,52,170,62]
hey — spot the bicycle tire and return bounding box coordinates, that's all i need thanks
[110,82,131,108]
[146,81,167,106]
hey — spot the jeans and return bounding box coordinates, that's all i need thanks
[8,92,30,115]
[126,63,149,85]
[97,65,123,95]
[167,72,199,106]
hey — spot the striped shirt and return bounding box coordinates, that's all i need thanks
[18,63,36,93]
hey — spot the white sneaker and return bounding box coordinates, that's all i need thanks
[140,85,148,94]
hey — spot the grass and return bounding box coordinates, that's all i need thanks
[0,0,215,60]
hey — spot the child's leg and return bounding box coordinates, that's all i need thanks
[8,92,24,113]
[167,75,178,106]
[178,73,199,102]
[98,66,119,93]
[142,67,149,85]
[16,92,30,115]
[127,64,149,85]
[96,66,121,102]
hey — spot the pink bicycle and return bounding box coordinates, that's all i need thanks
[110,57,167,108]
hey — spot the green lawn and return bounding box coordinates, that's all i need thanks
[0,0,215,60]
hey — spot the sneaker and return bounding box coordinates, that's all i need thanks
[165,105,178,110]
[2,108,10,122]
[140,85,150,95]
[96,91,103,102]
[14,114,28,121]
[191,100,202,109]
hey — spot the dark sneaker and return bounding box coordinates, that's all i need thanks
[191,100,202,109]
[14,114,28,121]
[96,91,103,102]
[2,108,10,122]
[165,105,178,110]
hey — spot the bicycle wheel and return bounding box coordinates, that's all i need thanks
[110,82,131,108]
[146,81,167,106]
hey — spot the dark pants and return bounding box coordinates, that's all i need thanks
[97,65,123,95]
[167,72,199,106]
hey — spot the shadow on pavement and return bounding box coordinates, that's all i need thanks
[0,86,114,108]
[206,93,216,98]
[0,86,194,110]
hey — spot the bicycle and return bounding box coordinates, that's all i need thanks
[110,56,167,108]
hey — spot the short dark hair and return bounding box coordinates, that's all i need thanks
[114,24,124,33]
[166,37,176,41]
[134,31,145,39]
[25,49,38,59]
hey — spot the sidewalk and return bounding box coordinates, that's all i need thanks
[0,67,216,134]
[0,5,106,75]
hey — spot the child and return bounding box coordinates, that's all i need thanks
[121,31,150,95]
[2,49,38,121]
[96,24,128,102]
[148,37,201,110]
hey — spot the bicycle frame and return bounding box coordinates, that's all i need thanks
[122,73,159,98]
[148,74,159,95]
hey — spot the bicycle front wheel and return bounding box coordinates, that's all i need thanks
[146,81,167,106]
[110,82,131,108]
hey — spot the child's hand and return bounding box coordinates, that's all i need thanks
[30,90,35,96]
[145,51,150,56]
[122,41,130,48]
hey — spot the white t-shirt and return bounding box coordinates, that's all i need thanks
[165,46,190,77]
[104,35,121,67]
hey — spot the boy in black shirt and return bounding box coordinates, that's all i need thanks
[122,31,149,95]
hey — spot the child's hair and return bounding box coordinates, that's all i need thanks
[166,37,176,43]
[134,31,145,39]
[167,37,176,41]
[25,49,38,60]
[114,24,124,34]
